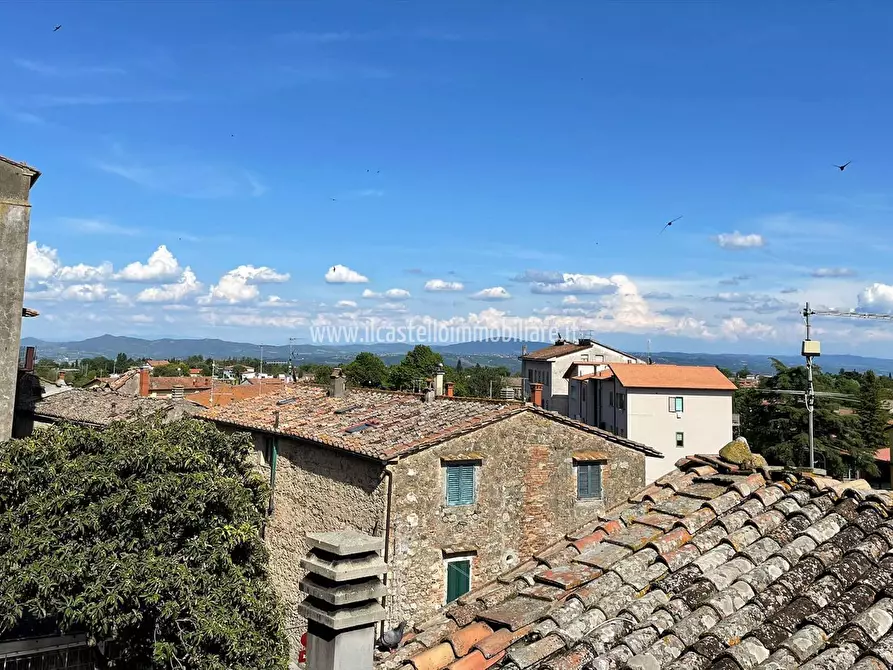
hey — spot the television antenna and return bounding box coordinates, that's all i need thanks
[800,302,893,469]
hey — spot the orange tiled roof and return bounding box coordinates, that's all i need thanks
[146,360,170,367]
[149,376,213,391]
[379,455,885,670]
[201,387,662,461]
[188,381,284,408]
[607,363,737,391]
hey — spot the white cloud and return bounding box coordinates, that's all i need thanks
[470,286,512,301]
[425,279,465,292]
[56,262,113,283]
[530,273,615,294]
[25,242,60,281]
[200,265,290,304]
[713,231,766,249]
[513,270,564,284]
[811,267,855,278]
[325,264,369,283]
[336,300,358,309]
[858,283,893,313]
[115,245,181,282]
[362,288,411,300]
[136,268,203,303]
[28,283,127,304]
[720,317,777,341]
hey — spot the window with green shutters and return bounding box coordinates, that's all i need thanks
[576,463,603,500]
[445,464,476,506]
[445,558,471,603]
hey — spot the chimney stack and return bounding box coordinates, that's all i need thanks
[171,385,184,401]
[329,368,346,399]
[434,363,445,397]
[531,382,543,408]
[56,371,66,386]
[299,530,387,670]
[445,381,454,398]
[139,368,150,397]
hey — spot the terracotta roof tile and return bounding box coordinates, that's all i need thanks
[202,387,662,461]
[382,450,893,670]
[606,363,738,391]
[520,343,591,361]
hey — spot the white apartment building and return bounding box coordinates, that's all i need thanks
[568,363,737,482]
[520,339,643,415]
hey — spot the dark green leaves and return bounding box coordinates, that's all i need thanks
[0,418,287,669]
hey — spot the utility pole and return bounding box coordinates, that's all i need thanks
[802,303,818,470]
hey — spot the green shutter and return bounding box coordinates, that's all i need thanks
[446,465,475,506]
[577,464,603,500]
[446,560,471,603]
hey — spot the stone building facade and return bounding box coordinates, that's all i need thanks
[203,384,660,666]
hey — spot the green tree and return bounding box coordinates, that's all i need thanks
[0,418,287,669]
[388,345,444,391]
[736,367,751,379]
[860,370,887,454]
[736,360,875,478]
[717,367,734,379]
[152,362,189,377]
[456,359,463,373]
[344,352,388,388]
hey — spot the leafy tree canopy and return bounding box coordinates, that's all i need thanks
[0,419,288,669]
[388,345,444,391]
[344,352,388,388]
[735,363,883,478]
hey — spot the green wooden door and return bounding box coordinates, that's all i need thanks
[446,559,471,603]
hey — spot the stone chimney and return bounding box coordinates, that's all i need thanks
[139,368,150,397]
[423,388,436,403]
[434,363,445,397]
[329,368,346,398]
[531,382,543,408]
[445,381,454,398]
[171,385,184,400]
[298,529,387,670]
[0,156,39,442]
[56,371,66,387]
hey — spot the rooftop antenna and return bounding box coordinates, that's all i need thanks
[289,337,298,382]
[647,339,653,365]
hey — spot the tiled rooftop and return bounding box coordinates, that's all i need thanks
[201,386,661,462]
[33,388,202,427]
[149,376,213,391]
[522,343,592,361]
[188,380,286,408]
[378,449,893,670]
[607,363,738,391]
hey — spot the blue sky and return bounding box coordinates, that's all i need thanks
[6,1,893,354]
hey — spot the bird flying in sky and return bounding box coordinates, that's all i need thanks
[834,161,851,171]
[659,216,683,234]
[53,25,62,32]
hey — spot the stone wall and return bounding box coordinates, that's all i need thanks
[248,433,386,668]
[386,410,647,626]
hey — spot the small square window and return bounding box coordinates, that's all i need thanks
[581,354,589,362]
[668,397,684,413]
[617,393,626,411]
[676,432,684,448]
[576,463,603,500]
[445,558,471,603]
[445,464,476,506]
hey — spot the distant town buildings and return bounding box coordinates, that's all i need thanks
[568,362,737,482]
[520,338,644,415]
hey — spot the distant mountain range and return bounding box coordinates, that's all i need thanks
[20,334,893,376]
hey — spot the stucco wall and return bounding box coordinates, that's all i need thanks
[626,389,733,482]
[386,410,647,626]
[249,433,386,667]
